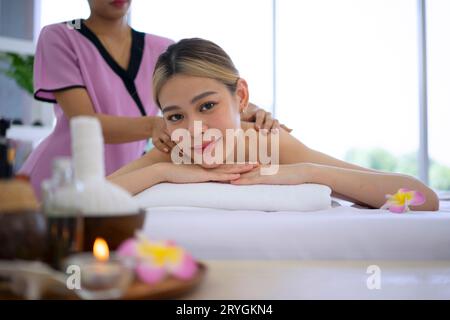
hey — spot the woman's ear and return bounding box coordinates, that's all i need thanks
[235,78,250,113]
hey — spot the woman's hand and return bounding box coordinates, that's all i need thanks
[157,163,258,184]
[151,116,176,153]
[241,103,292,132]
[230,163,314,185]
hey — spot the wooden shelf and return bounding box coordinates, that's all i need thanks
[7,125,53,148]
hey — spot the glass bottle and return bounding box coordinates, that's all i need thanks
[0,118,13,178]
[42,157,84,270]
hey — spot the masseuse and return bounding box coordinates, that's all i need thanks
[20,0,283,198]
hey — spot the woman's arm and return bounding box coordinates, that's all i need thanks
[277,128,382,173]
[233,163,439,211]
[107,147,171,179]
[309,163,438,210]
[107,142,256,194]
[109,162,167,195]
[54,88,175,149]
[281,130,438,209]
[234,129,439,211]
[109,162,256,195]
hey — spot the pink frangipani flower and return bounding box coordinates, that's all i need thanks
[117,232,198,285]
[381,188,426,213]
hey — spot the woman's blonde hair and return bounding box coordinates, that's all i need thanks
[152,38,240,108]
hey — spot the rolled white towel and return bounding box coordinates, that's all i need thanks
[135,182,332,212]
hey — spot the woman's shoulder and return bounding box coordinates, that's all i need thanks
[39,21,74,35]
[240,122,307,164]
[37,21,77,44]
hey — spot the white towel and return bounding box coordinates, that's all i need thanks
[135,183,332,212]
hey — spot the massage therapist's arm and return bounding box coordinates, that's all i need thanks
[54,88,167,144]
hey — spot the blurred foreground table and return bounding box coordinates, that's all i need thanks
[183,260,450,300]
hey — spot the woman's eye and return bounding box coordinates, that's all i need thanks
[167,114,184,122]
[199,102,216,112]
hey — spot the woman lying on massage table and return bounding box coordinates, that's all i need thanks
[107,38,439,211]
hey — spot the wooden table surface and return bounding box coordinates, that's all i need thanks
[2,260,450,300]
[182,260,450,300]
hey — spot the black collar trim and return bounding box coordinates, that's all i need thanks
[73,20,147,116]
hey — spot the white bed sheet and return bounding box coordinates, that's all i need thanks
[143,203,450,261]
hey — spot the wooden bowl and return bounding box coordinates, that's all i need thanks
[41,262,207,300]
[0,210,47,261]
[0,180,44,261]
[82,209,146,251]
[122,262,207,300]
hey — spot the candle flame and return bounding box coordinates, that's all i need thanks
[93,237,109,261]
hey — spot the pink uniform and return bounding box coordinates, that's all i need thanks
[20,20,173,199]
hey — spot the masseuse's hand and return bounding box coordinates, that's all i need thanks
[158,163,257,184]
[230,163,314,185]
[241,103,292,132]
[151,116,176,153]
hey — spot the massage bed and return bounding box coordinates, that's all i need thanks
[135,184,450,299]
[142,203,450,261]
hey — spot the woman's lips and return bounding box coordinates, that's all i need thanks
[193,141,213,153]
[192,137,222,154]
[110,0,129,8]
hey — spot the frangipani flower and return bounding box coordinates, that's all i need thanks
[381,188,426,213]
[117,233,198,284]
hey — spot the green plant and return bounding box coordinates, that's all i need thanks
[0,52,34,95]
[345,147,398,172]
[345,147,450,191]
[430,161,450,191]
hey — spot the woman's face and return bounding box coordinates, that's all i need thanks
[88,0,131,20]
[159,74,249,167]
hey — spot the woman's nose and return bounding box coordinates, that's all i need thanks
[188,119,208,137]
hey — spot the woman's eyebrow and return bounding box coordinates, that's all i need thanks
[190,91,217,104]
[162,105,181,113]
[162,91,218,113]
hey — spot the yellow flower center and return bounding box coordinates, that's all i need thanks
[137,241,183,267]
[393,191,413,205]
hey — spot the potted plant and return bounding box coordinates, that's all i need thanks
[0,52,34,96]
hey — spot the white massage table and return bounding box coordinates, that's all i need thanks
[142,201,450,299]
[143,201,450,261]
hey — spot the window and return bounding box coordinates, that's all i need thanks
[31,0,449,191]
[37,0,90,33]
[427,0,450,191]
[276,0,420,179]
[130,0,274,110]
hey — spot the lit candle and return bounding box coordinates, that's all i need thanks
[64,237,134,299]
[93,238,109,261]
[81,238,121,291]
